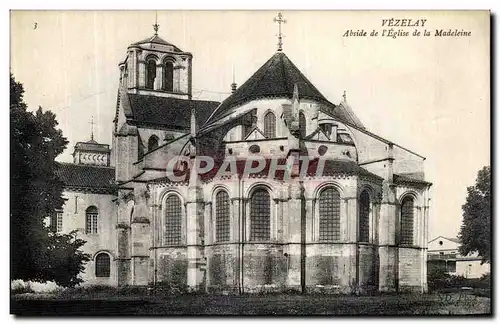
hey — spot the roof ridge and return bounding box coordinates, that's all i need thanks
[57,161,115,169]
[204,51,335,125]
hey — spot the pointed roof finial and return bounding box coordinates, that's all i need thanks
[293,83,299,101]
[273,12,287,52]
[342,90,347,103]
[231,64,237,93]
[153,11,159,36]
[89,115,96,142]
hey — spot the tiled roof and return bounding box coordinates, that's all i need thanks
[446,237,460,244]
[126,94,220,129]
[130,35,183,52]
[74,140,110,153]
[394,174,432,185]
[55,162,115,192]
[204,52,336,125]
[325,102,365,129]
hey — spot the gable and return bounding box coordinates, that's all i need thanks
[428,236,460,252]
[245,127,266,141]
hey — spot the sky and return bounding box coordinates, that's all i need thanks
[10,10,490,240]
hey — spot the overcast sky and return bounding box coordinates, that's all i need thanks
[10,10,490,239]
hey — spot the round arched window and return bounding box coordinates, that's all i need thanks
[249,145,260,154]
[318,145,328,156]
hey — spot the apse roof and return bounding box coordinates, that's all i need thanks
[204,51,336,125]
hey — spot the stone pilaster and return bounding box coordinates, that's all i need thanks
[186,184,205,291]
[286,180,304,291]
[130,186,151,286]
[378,179,398,292]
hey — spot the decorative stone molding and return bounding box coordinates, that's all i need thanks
[131,217,150,224]
[116,223,131,230]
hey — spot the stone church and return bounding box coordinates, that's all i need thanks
[54,19,432,293]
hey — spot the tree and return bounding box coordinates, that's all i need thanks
[10,74,90,287]
[458,166,490,264]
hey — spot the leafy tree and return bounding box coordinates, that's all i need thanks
[10,74,90,287]
[458,166,490,264]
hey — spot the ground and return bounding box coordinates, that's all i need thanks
[11,290,491,316]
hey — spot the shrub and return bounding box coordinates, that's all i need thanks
[427,267,451,292]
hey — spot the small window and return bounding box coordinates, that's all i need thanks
[264,112,276,138]
[447,261,456,272]
[86,206,98,234]
[215,191,230,242]
[164,195,182,245]
[249,145,260,154]
[359,190,370,242]
[337,133,354,144]
[319,123,333,137]
[56,212,63,233]
[250,189,271,241]
[50,211,63,233]
[146,59,157,89]
[95,253,110,277]
[163,61,174,91]
[400,196,414,245]
[318,145,328,156]
[148,135,159,151]
[319,188,341,241]
[299,112,306,138]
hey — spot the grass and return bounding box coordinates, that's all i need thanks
[10,289,491,316]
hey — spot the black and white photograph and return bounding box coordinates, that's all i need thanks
[9,9,491,316]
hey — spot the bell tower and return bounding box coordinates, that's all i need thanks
[118,20,193,99]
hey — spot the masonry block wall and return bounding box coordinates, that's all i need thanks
[61,190,118,286]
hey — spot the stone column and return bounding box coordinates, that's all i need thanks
[138,58,145,88]
[155,64,163,91]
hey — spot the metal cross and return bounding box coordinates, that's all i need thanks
[273,12,287,51]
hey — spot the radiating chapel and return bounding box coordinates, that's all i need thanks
[54,15,432,293]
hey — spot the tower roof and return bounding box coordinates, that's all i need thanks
[129,34,183,52]
[205,51,336,125]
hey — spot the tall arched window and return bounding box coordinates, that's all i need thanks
[215,190,230,242]
[400,196,414,245]
[250,189,270,241]
[299,112,307,138]
[148,135,159,151]
[163,61,174,91]
[359,190,370,243]
[264,112,276,138]
[95,252,110,277]
[86,206,98,234]
[164,195,182,245]
[146,58,157,89]
[319,188,341,241]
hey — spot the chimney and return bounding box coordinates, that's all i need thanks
[231,82,237,94]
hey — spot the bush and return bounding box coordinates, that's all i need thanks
[11,280,34,295]
[427,267,451,292]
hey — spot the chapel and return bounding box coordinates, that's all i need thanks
[55,15,432,293]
